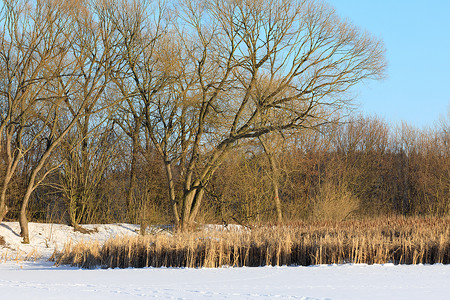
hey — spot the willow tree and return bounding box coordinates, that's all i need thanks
[112,0,385,230]
[106,0,198,228]
[0,0,80,241]
[55,0,124,232]
[0,0,123,243]
[0,0,81,228]
[170,0,385,229]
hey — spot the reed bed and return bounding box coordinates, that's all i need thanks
[53,217,450,268]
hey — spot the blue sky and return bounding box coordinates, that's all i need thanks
[328,0,450,128]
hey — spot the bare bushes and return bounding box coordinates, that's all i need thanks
[53,217,449,268]
[311,182,360,221]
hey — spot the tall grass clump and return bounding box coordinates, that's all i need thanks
[53,217,450,268]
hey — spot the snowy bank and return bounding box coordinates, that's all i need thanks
[0,222,141,261]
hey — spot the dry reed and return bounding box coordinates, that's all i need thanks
[53,217,450,268]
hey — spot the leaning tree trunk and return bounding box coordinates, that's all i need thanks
[0,132,22,223]
[19,138,59,243]
[0,174,12,223]
[0,176,11,223]
[19,174,37,244]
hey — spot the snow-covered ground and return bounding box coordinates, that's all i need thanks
[1,222,449,299]
[1,262,449,299]
[0,222,142,261]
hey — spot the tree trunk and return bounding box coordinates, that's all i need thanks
[179,186,205,231]
[0,173,12,223]
[272,175,282,224]
[181,189,195,231]
[260,138,283,224]
[139,199,147,236]
[0,203,7,223]
[126,159,137,220]
[18,142,56,243]
[164,161,180,229]
[0,132,21,224]
[402,152,410,215]
[126,132,139,221]
[19,181,35,244]
[179,146,229,231]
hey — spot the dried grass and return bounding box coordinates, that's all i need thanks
[53,216,450,269]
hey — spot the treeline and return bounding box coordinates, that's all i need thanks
[0,0,446,243]
[3,114,449,227]
[214,116,449,222]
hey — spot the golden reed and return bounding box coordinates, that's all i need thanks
[53,217,449,268]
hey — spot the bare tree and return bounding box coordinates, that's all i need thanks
[0,0,123,242]
[107,0,195,229]
[80,0,386,230]
[55,0,124,232]
[0,0,78,225]
[169,0,386,229]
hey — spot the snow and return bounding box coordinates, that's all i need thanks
[1,262,449,299]
[1,222,449,299]
[0,222,141,261]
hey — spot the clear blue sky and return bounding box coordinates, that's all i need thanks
[328,0,450,128]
